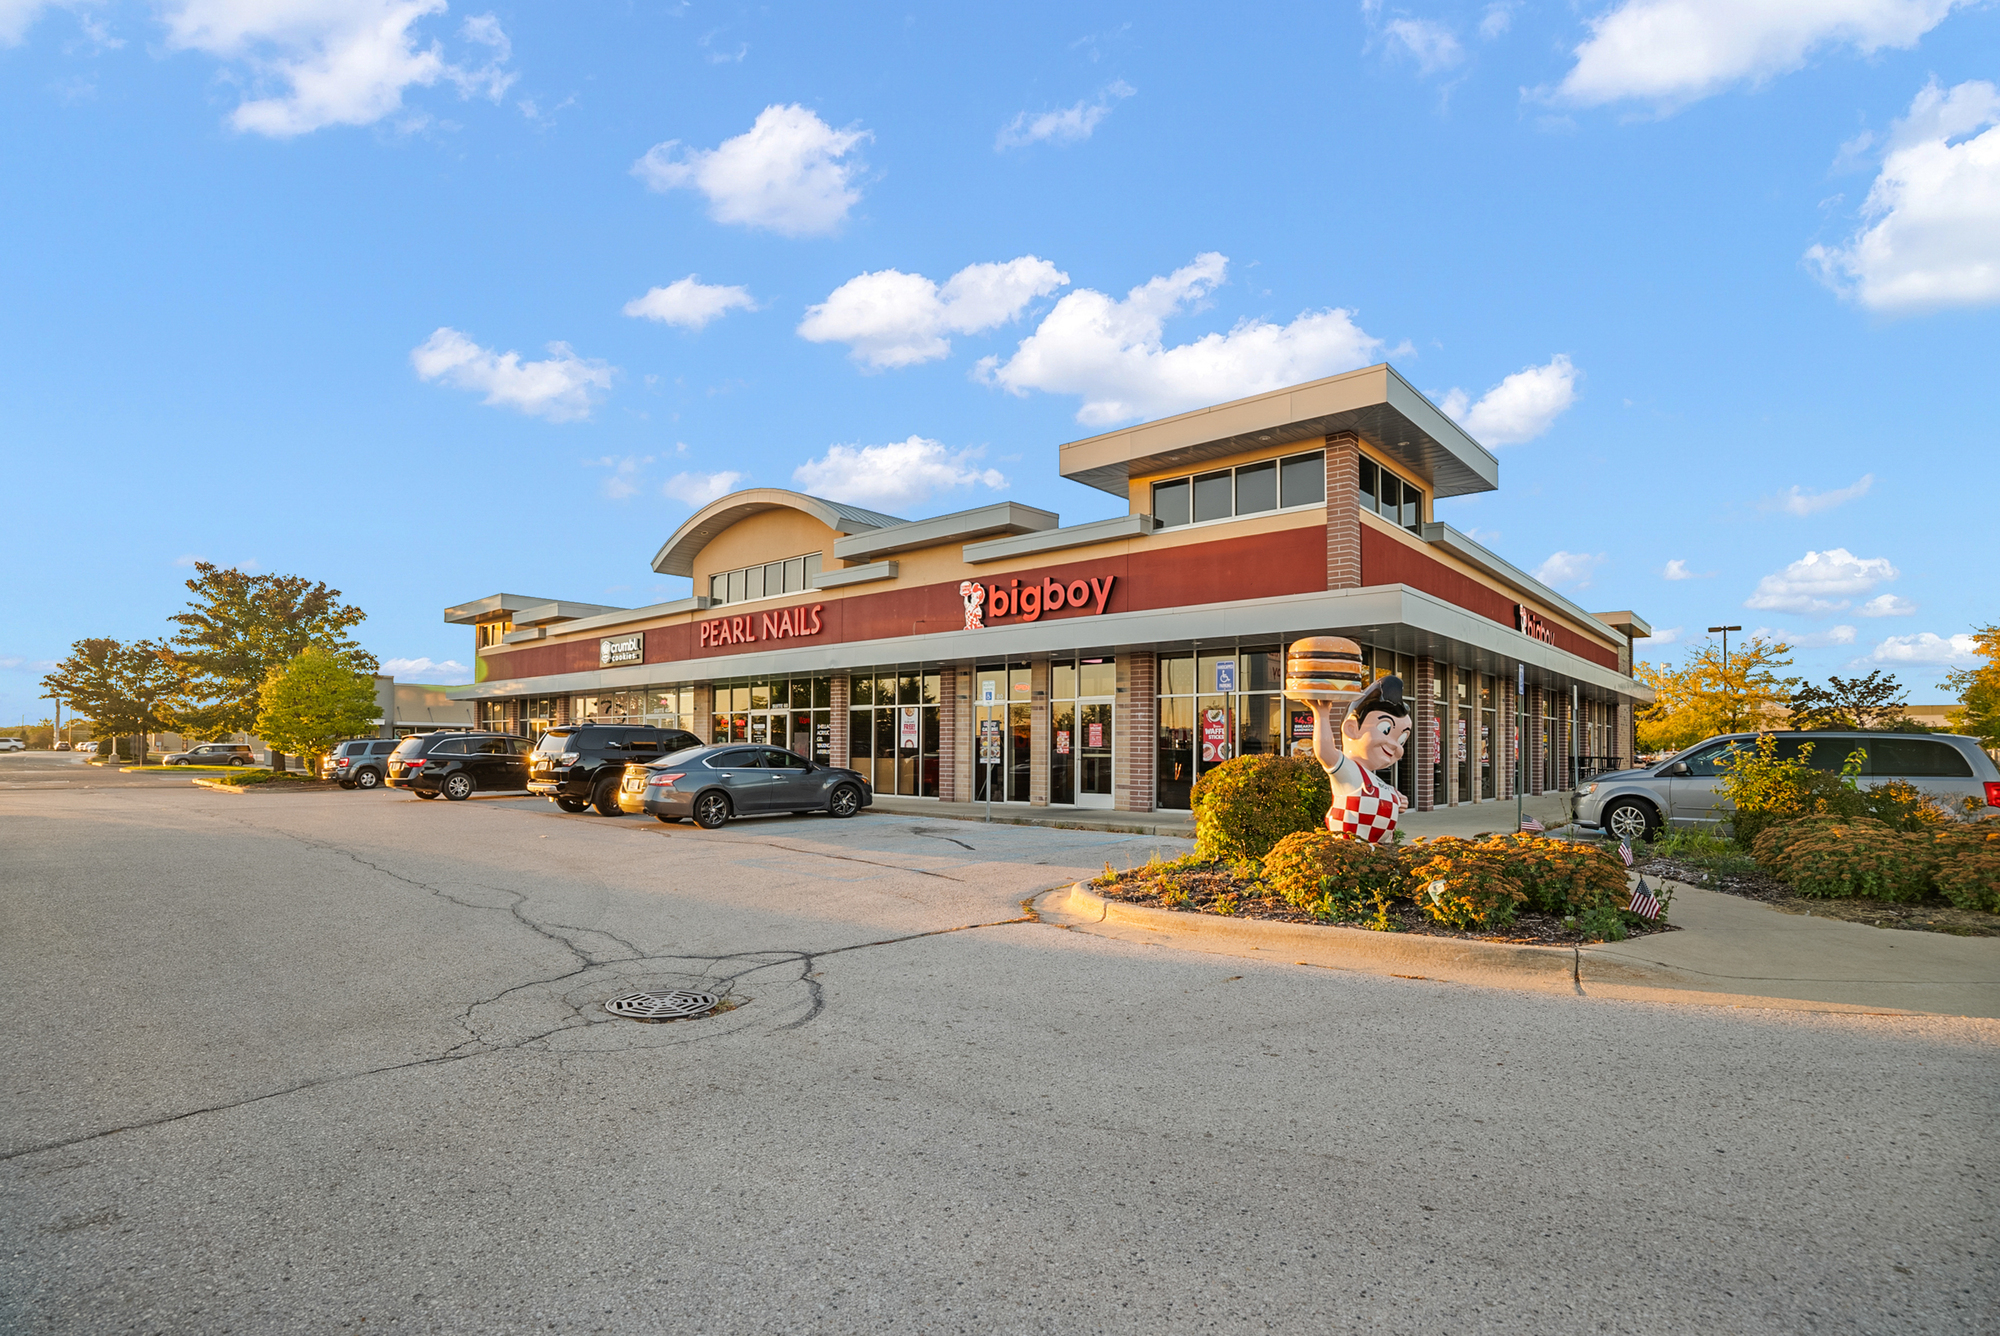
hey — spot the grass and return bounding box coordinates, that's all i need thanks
[122,764,248,773]
[1638,827,1760,878]
[194,769,326,787]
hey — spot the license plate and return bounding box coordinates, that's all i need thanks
[623,779,642,792]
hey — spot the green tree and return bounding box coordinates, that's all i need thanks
[40,638,181,758]
[254,649,382,774]
[1943,624,2000,749]
[166,563,376,737]
[1636,633,1798,753]
[1788,669,1921,731]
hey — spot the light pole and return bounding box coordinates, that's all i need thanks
[1708,625,1742,731]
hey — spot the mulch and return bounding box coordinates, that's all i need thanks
[1638,853,2000,937]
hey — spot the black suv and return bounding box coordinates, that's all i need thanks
[529,723,702,815]
[386,731,531,800]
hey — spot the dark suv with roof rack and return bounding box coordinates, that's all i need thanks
[528,723,702,815]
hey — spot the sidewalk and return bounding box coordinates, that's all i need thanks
[868,790,1578,841]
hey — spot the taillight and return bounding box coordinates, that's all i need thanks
[647,772,684,787]
[405,759,426,769]
[560,752,579,765]
[336,758,350,768]
[1985,781,2000,808]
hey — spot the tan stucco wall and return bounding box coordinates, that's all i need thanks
[692,509,842,590]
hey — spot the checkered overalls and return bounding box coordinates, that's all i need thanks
[1327,766,1398,845]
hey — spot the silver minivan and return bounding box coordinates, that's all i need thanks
[1575,731,2000,843]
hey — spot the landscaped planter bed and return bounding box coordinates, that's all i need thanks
[1636,850,2000,937]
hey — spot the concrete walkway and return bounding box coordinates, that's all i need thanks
[870,789,1577,840]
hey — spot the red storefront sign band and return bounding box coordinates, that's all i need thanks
[700,604,824,647]
[969,574,1115,628]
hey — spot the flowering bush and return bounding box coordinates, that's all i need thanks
[1931,824,2000,912]
[1717,733,1867,846]
[1262,830,1404,920]
[1748,815,1889,875]
[1786,823,1937,902]
[1479,834,1630,916]
[1192,754,1332,863]
[1402,837,1527,931]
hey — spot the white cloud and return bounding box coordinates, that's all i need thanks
[622,275,757,330]
[1752,623,1858,649]
[797,257,1068,369]
[1636,625,1682,648]
[1553,0,1970,111]
[1806,79,2000,312]
[1533,551,1605,588]
[411,327,613,422]
[1439,355,1578,446]
[1384,18,1463,74]
[1479,3,1517,39]
[380,656,470,683]
[792,437,1004,511]
[1869,631,1978,665]
[632,104,869,237]
[1767,473,1874,515]
[1661,558,1715,580]
[662,471,744,507]
[589,454,652,500]
[977,253,1387,427]
[1744,547,1899,615]
[996,81,1134,150]
[161,1,515,137]
[0,0,57,45]
[1861,593,1917,616]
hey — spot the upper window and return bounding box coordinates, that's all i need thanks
[708,552,824,606]
[476,619,513,648]
[1151,450,1324,529]
[1357,458,1424,534]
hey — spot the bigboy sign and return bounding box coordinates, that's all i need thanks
[959,572,1115,631]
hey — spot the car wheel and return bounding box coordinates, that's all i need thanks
[555,797,588,813]
[591,777,622,816]
[442,773,475,801]
[355,768,381,790]
[415,790,439,800]
[828,784,862,818]
[692,791,731,829]
[1602,798,1657,844]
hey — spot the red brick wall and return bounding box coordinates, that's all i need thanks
[1326,433,1360,591]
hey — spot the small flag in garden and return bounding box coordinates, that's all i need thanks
[1619,841,1634,868]
[1628,878,1662,920]
[1520,816,1545,833]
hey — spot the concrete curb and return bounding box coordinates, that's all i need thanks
[1051,882,1578,983]
[190,778,333,794]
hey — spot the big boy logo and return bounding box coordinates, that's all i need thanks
[962,573,1116,629]
[1515,603,1556,645]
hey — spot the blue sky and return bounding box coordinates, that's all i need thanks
[2,0,1995,727]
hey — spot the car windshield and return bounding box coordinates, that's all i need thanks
[654,745,705,767]
[535,732,573,756]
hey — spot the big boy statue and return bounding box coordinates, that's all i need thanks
[1287,637,1412,847]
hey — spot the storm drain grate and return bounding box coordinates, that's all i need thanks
[604,989,722,1022]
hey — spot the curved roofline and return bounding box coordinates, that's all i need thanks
[651,488,905,576]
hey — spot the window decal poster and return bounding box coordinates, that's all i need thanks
[1086,721,1104,749]
[899,706,920,748]
[1055,729,1071,755]
[1200,708,1232,763]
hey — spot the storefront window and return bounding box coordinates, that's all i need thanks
[1454,677,1471,802]
[1049,657,1115,806]
[1152,450,1325,528]
[973,662,1031,803]
[1155,643,1290,810]
[712,675,831,762]
[846,667,940,798]
[1480,675,1496,800]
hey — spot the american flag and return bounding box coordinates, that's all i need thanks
[1520,816,1545,833]
[1627,877,1662,920]
[1619,841,1634,868]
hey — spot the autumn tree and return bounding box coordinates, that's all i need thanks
[1788,670,1922,731]
[40,638,181,759]
[1635,632,1798,754]
[1943,624,2000,750]
[254,649,383,774]
[166,563,376,737]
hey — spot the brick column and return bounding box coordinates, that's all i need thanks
[1617,699,1632,769]
[954,662,976,802]
[1498,676,1514,800]
[690,684,712,742]
[1413,655,1437,812]
[1115,652,1156,812]
[1528,686,1546,795]
[828,674,850,770]
[1324,432,1361,591]
[936,666,959,802]
[1029,658,1051,806]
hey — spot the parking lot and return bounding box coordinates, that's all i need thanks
[2,771,1994,1333]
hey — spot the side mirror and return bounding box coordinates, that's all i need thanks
[1661,761,1690,777]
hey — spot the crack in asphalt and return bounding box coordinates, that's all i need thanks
[1,805,1058,1164]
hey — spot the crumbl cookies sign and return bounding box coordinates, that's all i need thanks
[600,632,644,666]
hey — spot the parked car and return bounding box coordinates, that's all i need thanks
[0,737,24,752]
[617,744,871,829]
[320,737,399,789]
[52,741,71,751]
[163,742,257,766]
[386,731,531,800]
[528,723,702,815]
[1575,730,2000,842]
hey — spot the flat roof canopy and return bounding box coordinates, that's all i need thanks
[1058,363,1500,500]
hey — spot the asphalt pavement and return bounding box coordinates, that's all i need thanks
[2,779,1993,1334]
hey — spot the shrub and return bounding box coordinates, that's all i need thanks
[1262,830,1404,920]
[1479,834,1630,916]
[1859,779,1957,832]
[1403,837,1526,931]
[1786,822,1936,902]
[1718,734,1867,846]
[1192,754,1332,863]
[1641,827,1759,879]
[1574,906,1628,942]
[1932,824,2000,913]
[1749,815,1889,876]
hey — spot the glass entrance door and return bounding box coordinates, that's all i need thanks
[1076,700,1113,808]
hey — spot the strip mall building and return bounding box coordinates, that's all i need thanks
[446,365,1654,814]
